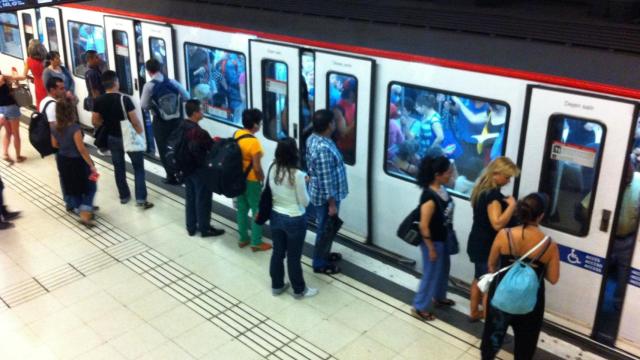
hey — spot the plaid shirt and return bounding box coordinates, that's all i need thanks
[306,133,348,206]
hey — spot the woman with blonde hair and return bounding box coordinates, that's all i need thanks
[467,156,520,321]
[24,39,47,108]
[51,97,97,226]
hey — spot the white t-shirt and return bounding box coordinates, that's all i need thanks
[39,96,57,123]
[269,167,310,217]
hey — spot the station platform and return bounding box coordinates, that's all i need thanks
[0,125,605,360]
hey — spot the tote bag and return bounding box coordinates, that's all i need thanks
[118,94,146,152]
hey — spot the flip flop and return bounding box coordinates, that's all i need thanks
[411,308,436,321]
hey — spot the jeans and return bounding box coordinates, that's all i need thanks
[108,136,147,203]
[185,168,212,233]
[143,111,156,155]
[236,180,262,246]
[67,178,97,212]
[55,153,73,209]
[152,118,181,179]
[413,241,450,312]
[311,201,340,269]
[270,211,307,294]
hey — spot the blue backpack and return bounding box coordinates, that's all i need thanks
[151,78,182,121]
[490,229,550,315]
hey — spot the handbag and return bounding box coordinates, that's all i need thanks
[118,94,146,152]
[397,206,421,246]
[93,125,108,149]
[447,226,460,255]
[477,233,550,293]
[12,83,32,107]
[255,163,274,225]
[83,97,93,111]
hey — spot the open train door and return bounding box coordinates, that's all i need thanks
[314,51,374,243]
[40,7,66,65]
[248,40,300,168]
[518,85,635,337]
[16,8,38,107]
[141,23,175,80]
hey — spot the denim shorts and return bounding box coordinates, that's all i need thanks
[0,105,20,119]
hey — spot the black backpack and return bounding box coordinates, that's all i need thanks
[204,133,255,198]
[164,121,197,184]
[29,100,55,158]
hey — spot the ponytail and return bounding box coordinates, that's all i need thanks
[417,155,450,188]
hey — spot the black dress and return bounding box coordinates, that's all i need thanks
[467,188,514,264]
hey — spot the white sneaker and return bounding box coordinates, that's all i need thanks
[293,287,318,299]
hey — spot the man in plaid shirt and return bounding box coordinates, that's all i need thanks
[306,109,348,274]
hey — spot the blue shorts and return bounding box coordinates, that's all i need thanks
[0,105,21,119]
[474,261,488,280]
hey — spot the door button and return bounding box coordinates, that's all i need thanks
[600,209,611,232]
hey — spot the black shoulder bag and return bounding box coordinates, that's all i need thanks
[255,163,275,225]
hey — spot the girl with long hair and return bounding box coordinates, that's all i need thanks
[24,39,47,108]
[467,156,520,321]
[269,137,318,299]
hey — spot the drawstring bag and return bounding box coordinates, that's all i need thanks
[490,230,550,314]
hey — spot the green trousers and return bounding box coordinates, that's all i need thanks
[236,180,263,246]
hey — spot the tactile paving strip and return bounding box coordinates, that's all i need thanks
[0,161,333,359]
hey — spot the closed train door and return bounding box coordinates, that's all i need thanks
[313,51,374,242]
[518,85,636,338]
[40,7,66,64]
[249,40,300,166]
[105,17,141,109]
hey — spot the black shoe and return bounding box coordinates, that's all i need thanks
[201,227,225,238]
[136,201,154,210]
[3,210,21,221]
[188,230,196,236]
[163,177,180,185]
[0,221,14,230]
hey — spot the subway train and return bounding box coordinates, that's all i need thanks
[1,0,640,357]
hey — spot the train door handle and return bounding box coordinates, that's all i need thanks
[600,209,611,232]
[293,123,298,140]
[134,78,139,92]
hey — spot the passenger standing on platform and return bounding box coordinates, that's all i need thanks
[0,175,20,229]
[0,71,27,163]
[235,109,271,251]
[481,193,560,360]
[91,70,153,209]
[24,39,47,109]
[182,100,225,237]
[467,156,520,322]
[410,155,455,321]
[307,109,348,275]
[43,51,76,99]
[269,138,318,299]
[51,97,97,226]
[140,58,190,185]
[84,50,105,111]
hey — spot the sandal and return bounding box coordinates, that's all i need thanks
[329,252,342,262]
[433,299,456,307]
[468,311,484,323]
[3,156,14,164]
[313,264,341,275]
[16,156,26,163]
[411,308,436,321]
[238,240,250,248]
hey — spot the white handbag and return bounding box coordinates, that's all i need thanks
[118,94,146,153]
[477,235,550,293]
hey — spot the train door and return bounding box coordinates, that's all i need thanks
[314,51,374,242]
[40,7,65,63]
[16,9,38,106]
[518,86,636,336]
[104,16,144,124]
[249,40,300,167]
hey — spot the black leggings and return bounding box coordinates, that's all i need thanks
[480,298,545,360]
[0,176,4,209]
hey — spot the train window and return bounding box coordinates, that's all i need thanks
[261,59,288,140]
[0,13,22,59]
[68,21,107,78]
[45,18,59,52]
[384,82,510,198]
[327,72,358,165]
[149,37,168,76]
[300,51,315,170]
[540,115,605,236]
[184,43,247,127]
[21,13,34,48]
[112,31,133,95]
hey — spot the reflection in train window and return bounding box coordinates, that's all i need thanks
[184,43,247,127]
[112,31,133,95]
[0,13,22,59]
[21,13,34,49]
[327,72,357,165]
[384,82,510,198]
[261,59,288,141]
[149,37,168,76]
[68,21,107,77]
[540,115,605,236]
[300,51,315,170]
[45,18,59,53]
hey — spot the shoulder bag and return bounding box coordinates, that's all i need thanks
[255,163,275,225]
[118,94,146,152]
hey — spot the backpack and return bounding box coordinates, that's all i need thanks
[29,100,55,158]
[164,121,197,184]
[490,229,551,315]
[150,78,182,121]
[203,132,255,198]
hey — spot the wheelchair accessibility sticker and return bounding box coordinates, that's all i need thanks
[558,245,604,274]
[630,268,640,288]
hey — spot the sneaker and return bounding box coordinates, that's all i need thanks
[120,197,131,205]
[272,283,290,296]
[0,221,14,230]
[136,201,154,210]
[251,242,272,252]
[292,287,318,299]
[2,210,21,221]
